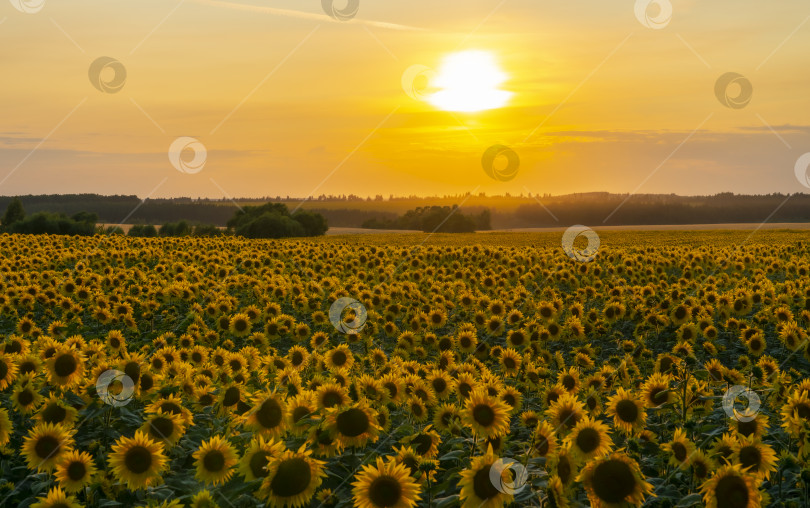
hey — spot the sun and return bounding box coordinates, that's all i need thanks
[428,50,512,113]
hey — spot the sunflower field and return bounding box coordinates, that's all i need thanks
[1,231,810,508]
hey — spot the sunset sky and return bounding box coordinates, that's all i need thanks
[1,0,809,199]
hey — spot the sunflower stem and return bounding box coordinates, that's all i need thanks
[524,433,535,469]
[680,365,690,428]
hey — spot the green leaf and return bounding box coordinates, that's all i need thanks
[676,493,703,507]
[434,494,460,508]
[439,450,466,461]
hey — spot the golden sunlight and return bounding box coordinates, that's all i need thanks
[427,50,512,113]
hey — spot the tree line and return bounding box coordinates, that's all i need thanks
[2,192,810,229]
[0,198,328,238]
[362,206,491,233]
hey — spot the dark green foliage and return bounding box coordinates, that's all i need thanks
[128,224,158,237]
[101,225,125,235]
[5,211,96,236]
[1,197,25,227]
[362,206,491,233]
[192,224,224,237]
[226,203,327,238]
[292,210,329,236]
[159,221,192,237]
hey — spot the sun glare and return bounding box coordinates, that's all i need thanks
[428,50,512,113]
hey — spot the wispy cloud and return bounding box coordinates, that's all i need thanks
[738,124,810,133]
[188,0,423,31]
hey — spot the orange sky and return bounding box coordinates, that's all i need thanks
[1,0,810,199]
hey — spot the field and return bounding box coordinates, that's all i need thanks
[1,230,810,508]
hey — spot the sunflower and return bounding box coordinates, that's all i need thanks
[641,372,673,407]
[12,377,42,415]
[732,412,769,440]
[427,370,454,400]
[353,455,421,508]
[548,446,580,487]
[139,411,186,448]
[530,421,558,458]
[519,410,540,429]
[457,330,478,353]
[581,388,603,417]
[22,422,75,472]
[578,452,653,507]
[780,390,810,436]
[700,464,762,508]
[432,403,461,432]
[108,430,168,490]
[30,487,82,508]
[458,445,512,508]
[315,381,350,410]
[557,367,581,393]
[35,394,79,427]
[542,384,566,408]
[44,346,84,389]
[662,428,696,469]
[193,435,239,485]
[0,407,12,447]
[259,445,326,508]
[731,436,777,480]
[243,390,287,438]
[408,378,437,406]
[356,374,386,403]
[711,432,739,465]
[54,450,97,493]
[228,313,252,336]
[499,348,522,375]
[394,445,436,485]
[324,344,354,370]
[106,330,127,352]
[456,372,478,399]
[285,392,318,436]
[238,435,286,482]
[0,353,17,390]
[546,392,586,432]
[216,382,245,414]
[655,353,680,375]
[146,393,194,427]
[462,388,512,439]
[544,475,571,508]
[498,386,523,413]
[688,449,715,481]
[405,396,429,422]
[745,333,766,356]
[309,425,343,458]
[606,387,647,435]
[567,416,613,461]
[325,401,380,448]
[190,490,221,508]
[402,426,441,458]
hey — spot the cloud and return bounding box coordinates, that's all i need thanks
[187,0,424,31]
[0,136,42,146]
[737,124,810,133]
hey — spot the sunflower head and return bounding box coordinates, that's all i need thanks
[107,430,168,490]
[22,422,75,472]
[260,446,326,508]
[700,464,762,508]
[463,388,512,439]
[458,445,512,508]
[193,435,239,485]
[578,452,653,508]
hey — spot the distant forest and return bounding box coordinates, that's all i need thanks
[1,192,809,229]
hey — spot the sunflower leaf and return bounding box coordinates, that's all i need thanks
[434,494,460,508]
